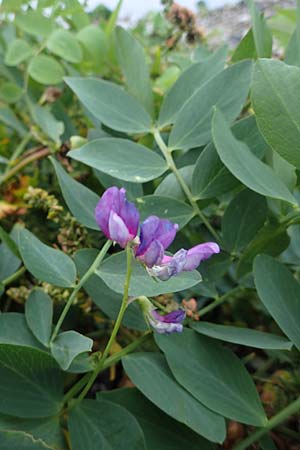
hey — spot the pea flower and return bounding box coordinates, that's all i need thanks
[147,242,220,281]
[95,187,139,248]
[149,309,186,334]
[137,296,185,334]
[135,215,178,267]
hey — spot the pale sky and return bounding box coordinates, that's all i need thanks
[86,0,239,21]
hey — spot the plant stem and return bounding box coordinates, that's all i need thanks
[1,147,51,184]
[198,286,246,317]
[153,129,221,244]
[63,372,91,405]
[2,266,26,286]
[101,331,152,370]
[232,397,300,450]
[63,332,151,406]
[0,132,32,186]
[73,244,133,405]
[50,240,112,343]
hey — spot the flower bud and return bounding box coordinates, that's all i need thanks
[137,296,185,334]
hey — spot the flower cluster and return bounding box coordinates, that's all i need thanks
[95,187,220,334]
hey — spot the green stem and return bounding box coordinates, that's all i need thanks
[1,147,51,184]
[63,332,151,406]
[50,240,111,343]
[63,372,91,405]
[73,244,133,404]
[2,266,26,286]
[153,129,221,244]
[0,133,31,185]
[198,286,246,317]
[232,397,300,450]
[101,331,152,370]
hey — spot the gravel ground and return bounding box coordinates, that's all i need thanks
[200,0,294,48]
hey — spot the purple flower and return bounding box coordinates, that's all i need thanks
[95,187,139,248]
[135,215,178,267]
[148,309,186,334]
[147,242,220,281]
[136,296,185,334]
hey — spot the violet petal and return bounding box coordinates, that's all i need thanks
[183,242,220,271]
[108,211,131,248]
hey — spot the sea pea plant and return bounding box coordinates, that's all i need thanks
[3,0,300,449]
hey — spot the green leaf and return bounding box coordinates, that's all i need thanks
[200,253,232,282]
[14,11,54,37]
[116,26,153,116]
[191,322,292,350]
[75,249,146,331]
[222,189,267,252]
[212,109,296,205]
[156,165,193,201]
[237,222,290,278]
[252,59,300,168]
[0,82,23,103]
[122,353,226,443]
[50,157,99,230]
[254,255,300,351]
[105,0,123,37]
[67,352,94,374]
[285,2,300,67]
[136,195,194,229]
[25,289,53,347]
[0,313,44,349]
[68,399,146,450]
[169,60,252,150]
[50,331,92,370]
[96,251,202,297]
[28,55,64,85]
[192,143,237,199]
[269,150,297,193]
[0,430,56,450]
[192,115,268,199]
[76,25,107,70]
[0,106,27,136]
[94,170,143,201]
[268,9,295,47]
[1,0,27,12]
[18,228,76,288]
[0,225,18,257]
[154,66,181,93]
[67,0,90,31]
[259,434,277,450]
[0,344,63,418]
[0,415,64,450]
[69,138,167,183]
[65,77,152,134]
[158,47,227,127]
[0,227,21,281]
[28,55,64,84]
[30,105,64,144]
[47,29,83,63]
[248,0,272,57]
[232,29,257,62]
[99,388,215,450]
[156,329,267,427]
